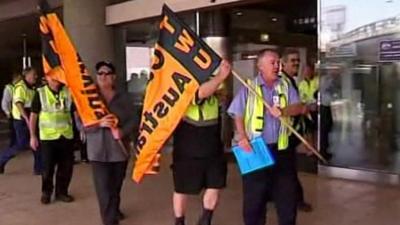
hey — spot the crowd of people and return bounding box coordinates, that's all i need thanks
[0,48,326,225]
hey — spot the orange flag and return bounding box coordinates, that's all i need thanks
[133,5,222,183]
[39,0,109,126]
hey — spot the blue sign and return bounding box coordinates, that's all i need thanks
[379,40,400,62]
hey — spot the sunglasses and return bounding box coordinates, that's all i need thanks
[97,71,113,76]
[290,58,300,63]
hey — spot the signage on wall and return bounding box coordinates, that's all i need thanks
[379,40,400,62]
[326,44,356,58]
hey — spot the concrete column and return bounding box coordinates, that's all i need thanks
[113,27,127,90]
[63,0,114,76]
[200,10,233,149]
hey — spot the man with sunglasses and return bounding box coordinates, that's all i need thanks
[280,48,313,213]
[85,61,137,225]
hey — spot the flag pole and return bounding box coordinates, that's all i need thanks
[117,139,129,157]
[231,70,327,164]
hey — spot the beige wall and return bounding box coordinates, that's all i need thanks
[105,0,258,25]
[0,0,62,22]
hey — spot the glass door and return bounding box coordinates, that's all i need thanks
[319,0,400,176]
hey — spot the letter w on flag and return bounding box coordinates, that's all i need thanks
[133,5,222,183]
[38,0,109,126]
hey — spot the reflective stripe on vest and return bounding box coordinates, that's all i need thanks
[38,86,73,140]
[183,95,219,126]
[244,78,290,150]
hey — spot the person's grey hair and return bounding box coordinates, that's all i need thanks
[281,48,299,63]
[257,49,279,63]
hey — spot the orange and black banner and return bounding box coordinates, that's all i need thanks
[39,0,109,126]
[133,5,221,183]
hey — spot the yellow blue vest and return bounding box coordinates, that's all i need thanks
[184,95,219,126]
[298,76,319,104]
[244,78,290,150]
[12,80,36,120]
[37,85,73,140]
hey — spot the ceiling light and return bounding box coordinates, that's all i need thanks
[260,33,270,42]
[235,11,243,16]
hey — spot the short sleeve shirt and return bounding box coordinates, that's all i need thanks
[227,75,300,144]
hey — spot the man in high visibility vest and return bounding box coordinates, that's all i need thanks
[1,72,22,148]
[172,60,231,225]
[29,76,75,204]
[0,67,40,174]
[280,49,313,212]
[298,63,319,105]
[298,63,319,145]
[228,49,309,225]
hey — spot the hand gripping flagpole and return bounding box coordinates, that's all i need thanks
[231,70,327,164]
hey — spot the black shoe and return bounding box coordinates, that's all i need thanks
[298,201,313,212]
[82,158,89,163]
[175,216,185,225]
[55,194,74,203]
[0,164,4,174]
[41,194,51,205]
[322,152,333,160]
[197,209,213,225]
[117,210,125,220]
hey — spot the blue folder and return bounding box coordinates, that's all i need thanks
[232,136,275,175]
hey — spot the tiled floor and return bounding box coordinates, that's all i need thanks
[1,149,400,225]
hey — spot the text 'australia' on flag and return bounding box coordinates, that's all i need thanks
[133,5,222,183]
[38,0,109,127]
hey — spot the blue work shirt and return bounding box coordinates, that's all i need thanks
[228,74,300,144]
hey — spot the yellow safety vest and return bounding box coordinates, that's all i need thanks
[11,80,35,120]
[37,85,73,140]
[244,78,291,150]
[298,76,319,104]
[183,95,219,126]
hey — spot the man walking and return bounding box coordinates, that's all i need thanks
[172,60,231,225]
[228,49,308,225]
[0,67,40,174]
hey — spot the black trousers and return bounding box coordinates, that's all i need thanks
[41,137,74,196]
[296,176,304,203]
[92,161,128,225]
[289,138,305,204]
[242,146,297,225]
[80,141,88,161]
[320,105,333,155]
